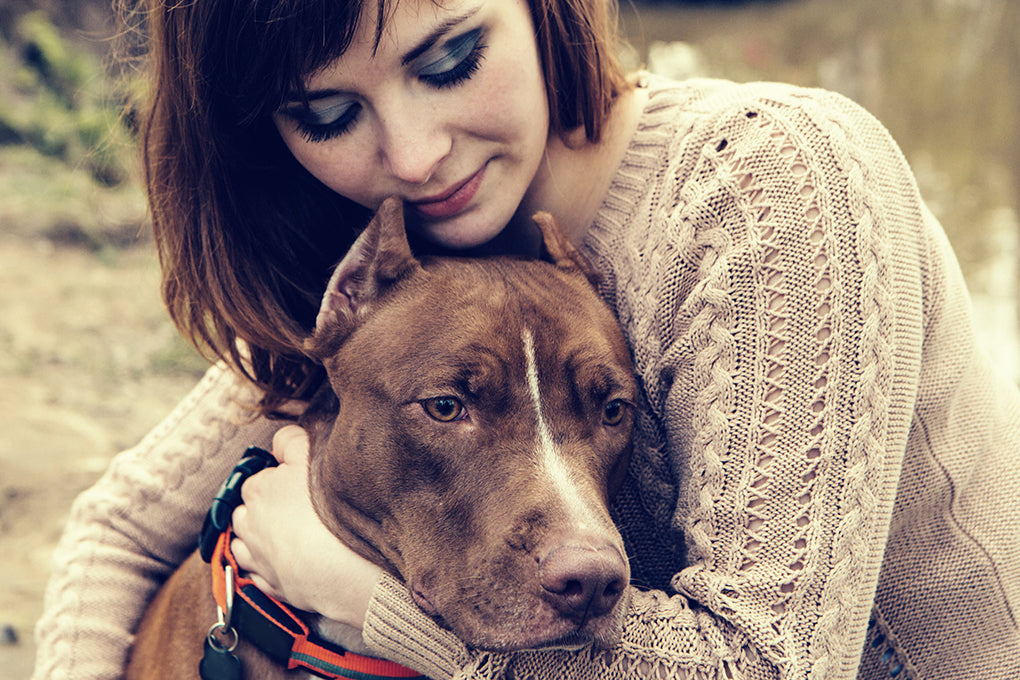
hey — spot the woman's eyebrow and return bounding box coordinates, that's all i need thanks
[400,7,481,66]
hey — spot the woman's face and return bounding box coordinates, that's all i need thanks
[273,0,550,249]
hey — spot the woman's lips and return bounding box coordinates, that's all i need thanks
[411,166,485,220]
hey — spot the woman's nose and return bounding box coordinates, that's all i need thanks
[378,108,452,186]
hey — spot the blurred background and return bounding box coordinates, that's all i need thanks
[0,0,1016,674]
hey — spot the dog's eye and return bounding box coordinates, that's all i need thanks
[603,399,627,426]
[422,396,466,422]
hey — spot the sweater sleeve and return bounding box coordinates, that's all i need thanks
[31,363,280,679]
[361,81,928,680]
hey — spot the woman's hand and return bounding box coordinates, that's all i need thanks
[231,425,383,629]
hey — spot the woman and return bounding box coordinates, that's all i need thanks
[33,0,1020,676]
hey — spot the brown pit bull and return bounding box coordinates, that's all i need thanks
[127,198,637,678]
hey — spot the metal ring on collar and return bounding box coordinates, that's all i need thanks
[206,563,239,652]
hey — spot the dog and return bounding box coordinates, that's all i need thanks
[127,198,637,678]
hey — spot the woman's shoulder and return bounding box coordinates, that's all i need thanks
[644,74,866,118]
[605,73,916,232]
[640,74,898,160]
[593,73,925,306]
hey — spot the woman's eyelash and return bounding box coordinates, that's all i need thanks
[420,43,485,89]
[418,29,487,89]
[286,28,487,144]
[291,102,361,143]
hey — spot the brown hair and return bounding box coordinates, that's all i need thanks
[125,0,628,416]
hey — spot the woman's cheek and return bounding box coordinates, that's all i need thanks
[480,44,546,138]
[298,141,380,208]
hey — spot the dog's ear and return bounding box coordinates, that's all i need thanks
[305,197,421,359]
[532,212,602,289]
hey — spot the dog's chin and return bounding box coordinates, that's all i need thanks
[460,630,592,654]
[465,623,623,654]
[440,606,626,654]
[525,631,595,653]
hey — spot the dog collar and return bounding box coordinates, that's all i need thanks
[201,448,423,680]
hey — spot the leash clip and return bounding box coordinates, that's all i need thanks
[201,560,242,680]
[207,564,239,655]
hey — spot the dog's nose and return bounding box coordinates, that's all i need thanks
[539,545,627,621]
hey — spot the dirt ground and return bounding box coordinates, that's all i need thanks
[0,172,208,675]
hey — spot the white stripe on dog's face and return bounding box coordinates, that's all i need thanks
[522,328,598,532]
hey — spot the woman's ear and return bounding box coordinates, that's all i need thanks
[305,197,421,359]
[532,211,602,289]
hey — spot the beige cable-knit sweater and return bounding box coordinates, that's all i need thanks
[33,77,1020,679]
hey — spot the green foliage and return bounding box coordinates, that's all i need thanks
[0,11,135,188]
[16,10,93,105]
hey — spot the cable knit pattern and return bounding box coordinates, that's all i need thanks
[33,77,1020,679]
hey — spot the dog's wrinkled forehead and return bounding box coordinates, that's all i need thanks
[324,258,629,426]
[382,258,615,359]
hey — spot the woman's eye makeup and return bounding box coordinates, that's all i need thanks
[284,96,361,143]
[417,27,486,88]
[280,27,487,143]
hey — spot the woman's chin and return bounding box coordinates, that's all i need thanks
[410,214,506,251]
[413,211,542,258]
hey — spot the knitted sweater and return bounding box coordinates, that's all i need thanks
[33,77,1020,679]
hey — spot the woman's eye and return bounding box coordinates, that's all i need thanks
[603,399,627,426]
[282,96,361,143]
[422,396,466,422]
[278,28,485,143]
[418,28,486,89]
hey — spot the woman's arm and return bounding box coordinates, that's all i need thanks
[358,82,929,680]
[31,363,280,679]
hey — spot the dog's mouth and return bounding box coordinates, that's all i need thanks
[459,610,626,653]
[409,577,629,653]
[411,584,439,617]
[403,531,631,651]
[431,616,621,653]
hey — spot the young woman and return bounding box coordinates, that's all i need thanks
[33,0,1020,676]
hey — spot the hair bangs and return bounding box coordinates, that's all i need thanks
[215,0,381,126]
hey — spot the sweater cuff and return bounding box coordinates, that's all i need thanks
[363,572,470,680]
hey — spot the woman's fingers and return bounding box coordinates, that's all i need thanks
[230,532,252,570]
[231,534,285,600]
[222,424,382,624]
[228,426,317,602]
[237,426,308,508]
[247,572,284,601]
[272,424,310,465]
[231,505,270,580]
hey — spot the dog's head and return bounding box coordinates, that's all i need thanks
[303,198,636,652]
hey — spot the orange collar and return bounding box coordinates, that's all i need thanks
[209,528,422,679]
